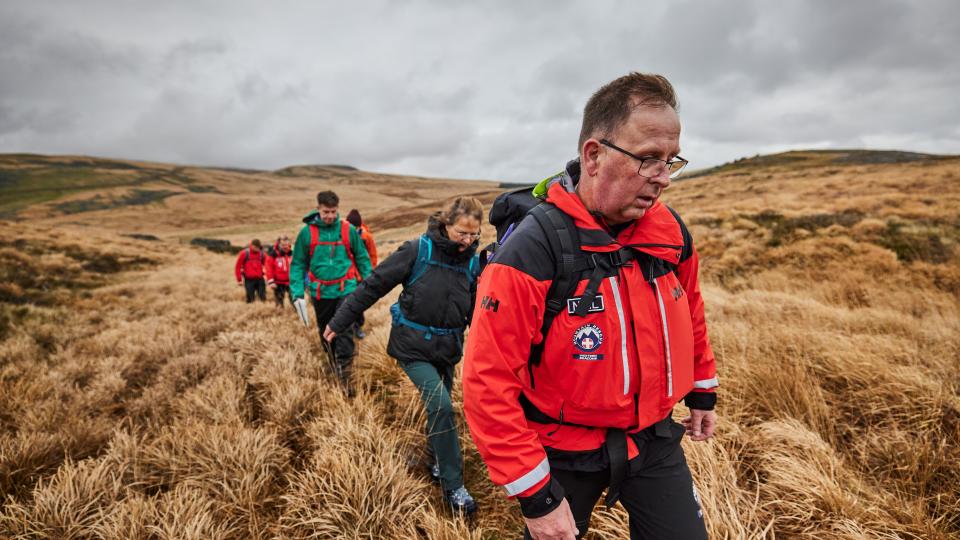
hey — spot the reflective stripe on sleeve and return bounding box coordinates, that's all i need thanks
[693,377,719,389]
[502,457,550,496]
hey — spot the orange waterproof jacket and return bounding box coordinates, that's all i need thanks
[359,224,378,267]
[462,167,717,499]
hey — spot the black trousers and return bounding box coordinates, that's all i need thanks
[311,297,356,391]
[244,278,266,303]
[273,284,292,306]
[525,419,707,540]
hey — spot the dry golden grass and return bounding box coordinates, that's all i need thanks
[1,150,958,538]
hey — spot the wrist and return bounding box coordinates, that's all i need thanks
[684,391,717,411]
[518,476,565,518]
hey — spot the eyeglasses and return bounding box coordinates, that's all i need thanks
[452,228,481,240]
[599,139,688,179]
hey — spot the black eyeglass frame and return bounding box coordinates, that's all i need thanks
[599,139,689,179]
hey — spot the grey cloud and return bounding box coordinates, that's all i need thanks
[162,38,230,75]
[0,0,957,183]
[0,104,77,136]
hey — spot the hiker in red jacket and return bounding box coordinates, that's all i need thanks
[235,239,267,303]
[463,73,717,540]
[265,235,294,307]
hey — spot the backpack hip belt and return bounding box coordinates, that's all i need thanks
[389,303,464,341]
[307,266,359,293]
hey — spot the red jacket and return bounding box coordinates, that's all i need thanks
[234,247,266,281]
[462,168,717,499]
[265,245,293,285]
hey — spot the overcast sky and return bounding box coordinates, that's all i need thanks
[1,0,958,183]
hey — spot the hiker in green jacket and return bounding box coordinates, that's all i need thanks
[290,190,372,395]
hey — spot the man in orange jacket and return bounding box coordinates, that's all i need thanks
[463,73,718,540]
[345,209,378,338]
[346,209,378,268]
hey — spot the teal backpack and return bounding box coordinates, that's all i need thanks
[389,234,480,340]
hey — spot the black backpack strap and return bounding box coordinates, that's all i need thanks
[531,204,578,318]
[572,248,636,317]
[527,204,581,376]
[519,392,598,430]
[518,392,639,434]
[478,241,497,271]
[665,205,694,264]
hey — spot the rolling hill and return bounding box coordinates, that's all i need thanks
[0,149,958,539]
[0,154,501,247]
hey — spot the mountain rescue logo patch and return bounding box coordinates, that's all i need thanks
[572,324,604,360]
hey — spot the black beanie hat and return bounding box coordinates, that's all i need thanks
[346,209,362,228]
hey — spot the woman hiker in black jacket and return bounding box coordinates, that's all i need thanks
[323,196,484,515]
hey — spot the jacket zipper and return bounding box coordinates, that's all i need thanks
[607,276,630,395]
[650,276,673,397]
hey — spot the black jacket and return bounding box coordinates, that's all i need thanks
[329,214,479,365]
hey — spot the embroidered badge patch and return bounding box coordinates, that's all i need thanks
[572,324,604,360]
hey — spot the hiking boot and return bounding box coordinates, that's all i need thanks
[445,486,477,515]
[429,462,441,484]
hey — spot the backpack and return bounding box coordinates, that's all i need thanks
[242,247,264,266]
[390,234,480,341]
[485,184,690,386]
[406,234,480,287]
[305,220,359,294]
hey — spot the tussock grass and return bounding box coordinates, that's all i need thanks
[280,409,428,538]
[1,153,959,537]
[0,457,125,538]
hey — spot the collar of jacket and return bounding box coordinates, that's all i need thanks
[302,210,341,229]
[542,158,684,263]
[427,213,478,262]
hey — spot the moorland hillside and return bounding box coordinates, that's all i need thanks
[0,150,958,539]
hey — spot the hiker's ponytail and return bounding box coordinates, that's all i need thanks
[439,196,484,226]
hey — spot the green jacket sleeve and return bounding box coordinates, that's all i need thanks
[350,225,373,279]
[290,225,311,299]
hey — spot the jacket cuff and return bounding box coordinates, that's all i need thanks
[684,391,717,411]
[518,476,565,518]
[328,317,350,334]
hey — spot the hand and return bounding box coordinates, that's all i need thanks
[237,281,244,287]
[681,409,717,441]
[525,498,578,540]
[323,325,336,342]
